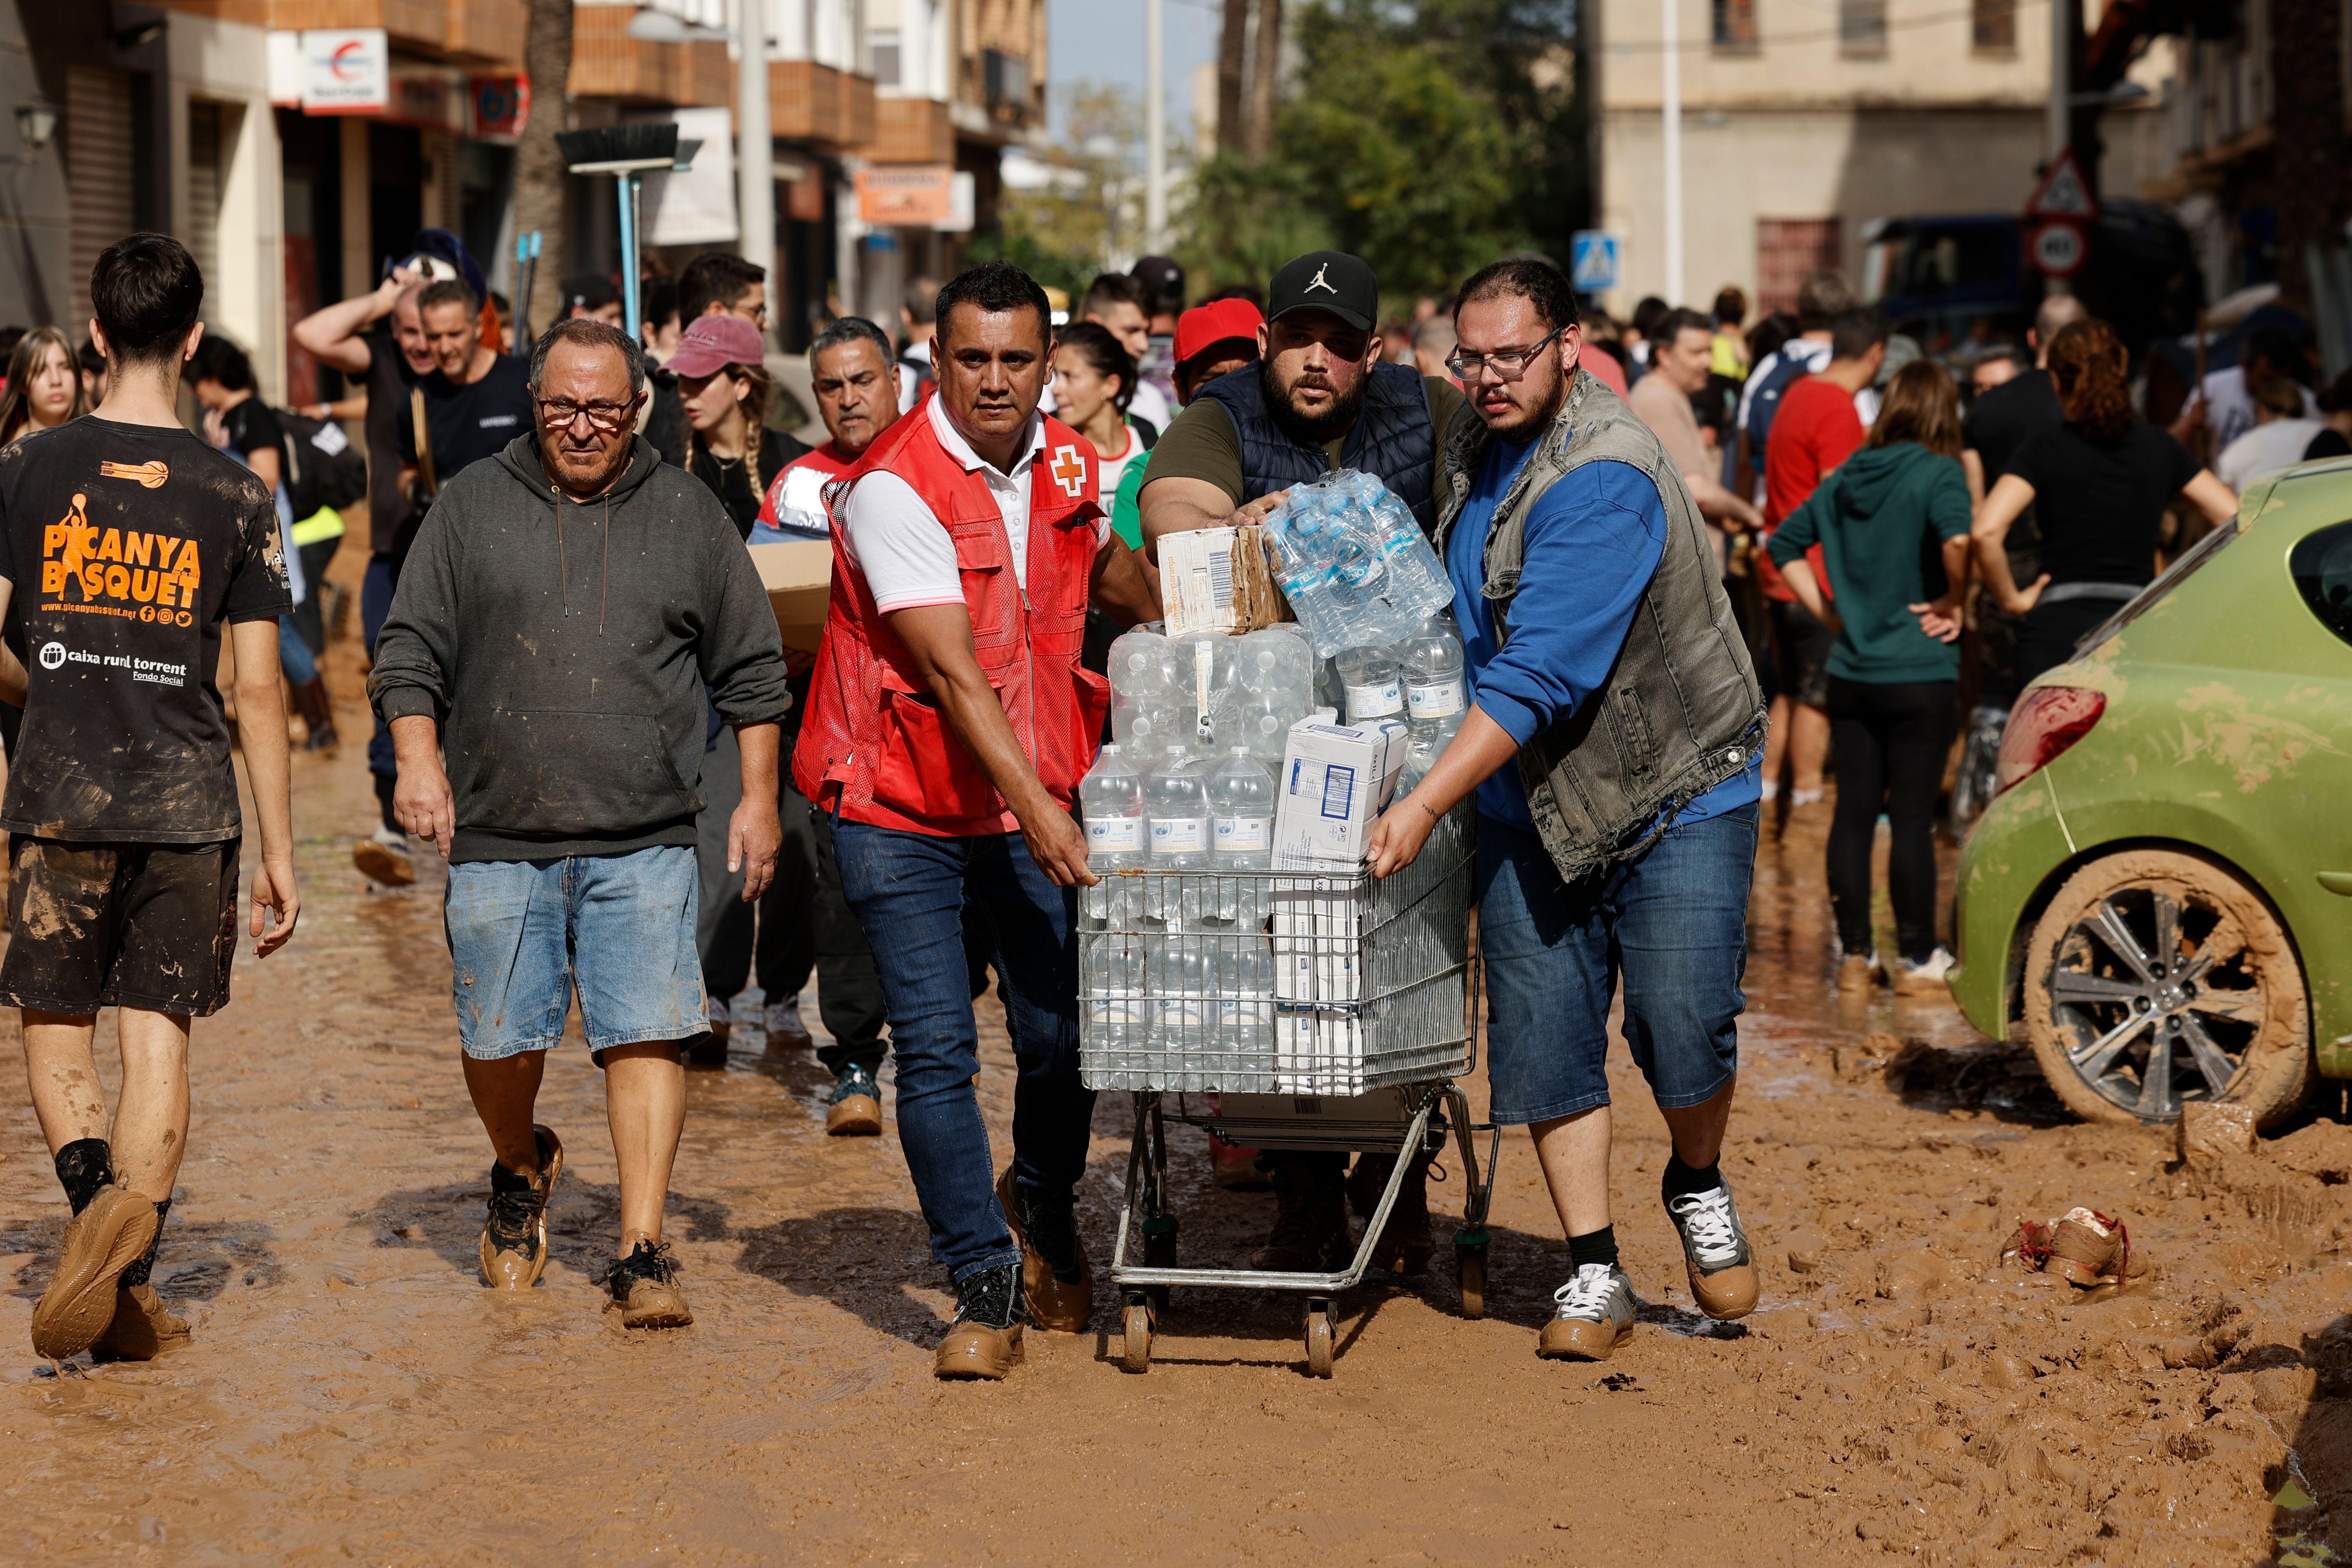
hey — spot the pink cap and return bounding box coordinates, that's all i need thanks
[667,314,768,379]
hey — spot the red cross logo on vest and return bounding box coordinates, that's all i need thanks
[1049,443,1087,499]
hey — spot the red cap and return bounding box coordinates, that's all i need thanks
[667,314,768,379]
[1174,298,1264,367]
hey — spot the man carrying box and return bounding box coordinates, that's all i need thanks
[794,264,1159,1378]
[1367,257,1766,1363]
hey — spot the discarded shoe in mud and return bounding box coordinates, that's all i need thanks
[2045,1207,2130,1288]
[1997,1218,2054,1271]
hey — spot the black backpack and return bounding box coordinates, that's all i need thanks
[278,409,368,518]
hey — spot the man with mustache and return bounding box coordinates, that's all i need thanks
[1137,250,1467,1278]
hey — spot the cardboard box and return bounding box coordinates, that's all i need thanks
[1272,718,1408,871]
[1158,525,1290,638]
[748,540,833,654]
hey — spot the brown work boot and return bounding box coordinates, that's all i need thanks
[825,1065,883,1136]
[1538,1263,1637,1360]
[1347,1150,1436,1274]
[606,1240,693,1328]
[352,830,415,888]
[32,1186,160,1360]
[1837,952,1877,994]
[2045,1207,2130,1287]
[90,1284,191,1363]
[1250,1156,1352,1272]
[935,1262,1025,1380]
[479,1125,563,1289]
[995,1167,1092,1331]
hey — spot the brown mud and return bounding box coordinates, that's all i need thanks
[3,617,2351,1562]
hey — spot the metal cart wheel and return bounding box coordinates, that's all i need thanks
[1122,1295,1153,1374]
[1455,1236,1488,1321]
[1304,1297,1335,1379]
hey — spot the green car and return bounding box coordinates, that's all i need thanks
[1950,458,2352,1129]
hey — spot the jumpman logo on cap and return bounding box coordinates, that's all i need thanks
[1306,264,1336,295]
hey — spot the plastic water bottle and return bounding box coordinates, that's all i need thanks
[1210,746,1275,925]
[1336,646,1405,725]
[1148,931,1207,1062]
[1220,687,1294,770]
[1079,743,1144,926]
[1146,745,1210,923]
[1086,933,1140,1075]
[1227,937,1273,1066]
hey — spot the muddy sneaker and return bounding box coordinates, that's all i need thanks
[1892,947,1957,996]
[687,1001,731,1068]
[1250,1157,1352,1272]
[935,1261,1025,1379]
[764,996,813,1051]
[1997,1216,2054,1271]
[995,1168,1092,1331]
[89,1284,191,1363]
[1346,1151,1435,1275]
[826,1064,883,1136]
[605,1240,693,1329]
[1665,1184,1760,1320]
[32,1186,161,1359]
[479,1125,563,1289]
[1837,951,1879,995]
[1538,1263,1637,1360]
[2045,1207,2130,1287]
[352,828,415,889]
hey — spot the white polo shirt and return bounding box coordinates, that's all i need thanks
[841,395,1109,613]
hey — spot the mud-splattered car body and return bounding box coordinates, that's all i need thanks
[1951,459,2352,1121]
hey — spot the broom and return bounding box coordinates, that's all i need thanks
[555,124,682,340]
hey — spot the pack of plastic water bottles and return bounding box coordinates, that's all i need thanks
[1260,469,1456,658]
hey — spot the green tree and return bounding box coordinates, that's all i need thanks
[975,83,1143,299]
[1181,0,1585,306]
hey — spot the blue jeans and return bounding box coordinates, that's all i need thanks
[443,846,705,1061]
[277,615,318,685]
[362,551,400,780]
[1476,807,1756,1125]
[833,820,1093,1285]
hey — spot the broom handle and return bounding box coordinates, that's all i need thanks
[619,173,644,343]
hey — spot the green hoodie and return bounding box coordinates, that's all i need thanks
[1767,441,1971,685]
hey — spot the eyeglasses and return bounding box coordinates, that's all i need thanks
[535,393,644,432]
[1445,327,1566,383]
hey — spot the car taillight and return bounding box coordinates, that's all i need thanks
[1994,686,2105,797]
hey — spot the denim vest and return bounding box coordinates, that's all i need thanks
[1434,366,1766,883]
[1196,359,1440,532]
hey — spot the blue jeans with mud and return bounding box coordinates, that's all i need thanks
[833,820,1093,1286]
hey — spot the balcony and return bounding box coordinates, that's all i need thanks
[770,59,876,150]
[571,7,732,106]
[864,94,953,164]
[261,0,527,65]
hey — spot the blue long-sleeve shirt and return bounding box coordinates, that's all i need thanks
[1447,441,1760,831]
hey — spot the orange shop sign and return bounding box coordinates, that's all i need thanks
[856,166,955,226]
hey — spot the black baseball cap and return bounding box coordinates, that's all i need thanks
[1268,251,1377,333]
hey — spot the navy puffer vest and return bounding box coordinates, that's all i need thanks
[1196,359,1439,533]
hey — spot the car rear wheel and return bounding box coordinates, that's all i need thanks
[2023,849,2310,1129]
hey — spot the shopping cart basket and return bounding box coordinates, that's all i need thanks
[1078,802,1496,1378]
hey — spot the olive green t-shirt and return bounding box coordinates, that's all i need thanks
[1141,374,1467,510]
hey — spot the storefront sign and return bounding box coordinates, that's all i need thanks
[855,165,955,226]
[468,75,530,142]
[300,29,390,116]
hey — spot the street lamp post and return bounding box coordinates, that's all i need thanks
[1146,0,1168,251]
[740,0,774,294]
[1662,0,1684,304]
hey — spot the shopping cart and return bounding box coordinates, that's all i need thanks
[1078,802,1495,1378]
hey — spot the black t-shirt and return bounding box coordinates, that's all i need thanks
[2307,426,2351,461]
[2007,419,2201,588]
[0,417,293,841]
[1962,368,2062,483]
[362,330,421,557]
[219,397,285,471]
[399,353,532,489]
[689,436,801,538]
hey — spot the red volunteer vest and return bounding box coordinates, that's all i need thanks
[791,407,1109,837]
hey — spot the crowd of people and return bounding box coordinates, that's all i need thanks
[2,214,2338,1384]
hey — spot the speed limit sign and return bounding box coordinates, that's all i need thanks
[2030,220,2087,279]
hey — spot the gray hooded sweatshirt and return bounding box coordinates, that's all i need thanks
[369,433,790,864]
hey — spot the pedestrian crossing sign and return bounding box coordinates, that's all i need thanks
[1571,231,1621,293]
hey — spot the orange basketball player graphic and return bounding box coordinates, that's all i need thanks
[41,492,200,614]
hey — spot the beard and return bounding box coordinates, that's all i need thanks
[1264,358,1371,446]
[540,430,634,496]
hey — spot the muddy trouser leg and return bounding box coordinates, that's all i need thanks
[293,538,339,656]
[753,776,818,1010]
[695,724,753,1009]
[362,552,400,788]
[808,800,888,1080]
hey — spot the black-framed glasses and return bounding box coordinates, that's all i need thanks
[535,393,644,432]
[1446,326,1566,383]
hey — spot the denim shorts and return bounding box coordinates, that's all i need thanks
[443,845,706,1062]
[1476,807,1755,1125]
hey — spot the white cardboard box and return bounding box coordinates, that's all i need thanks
[1272,718,1408,871]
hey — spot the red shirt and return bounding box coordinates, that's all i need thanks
[1581,347,1631,398]
[756,440,858,538]
[1759,375,1864,602]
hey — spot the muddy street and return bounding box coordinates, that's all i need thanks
[1,667,2348,1565]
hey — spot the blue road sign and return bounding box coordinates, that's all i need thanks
[1571,231,1621,293]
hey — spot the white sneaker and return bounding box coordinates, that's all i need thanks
[1790,786,1826,807]
[1892,947,1956,996]
[1537,1262,1637,1360]
[352,827,415,888]
[764,996,812,1050]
